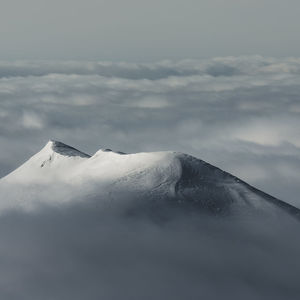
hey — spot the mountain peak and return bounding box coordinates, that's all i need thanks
[45,140,91,158]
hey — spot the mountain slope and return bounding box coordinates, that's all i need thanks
[0,140,299,219]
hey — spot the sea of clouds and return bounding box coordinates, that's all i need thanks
[1,56,300,299]
[0,56,300,206]
[0,199,299,300]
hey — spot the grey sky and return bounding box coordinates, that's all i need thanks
[1,0,300,61]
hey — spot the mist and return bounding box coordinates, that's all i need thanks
[0,197,299,300]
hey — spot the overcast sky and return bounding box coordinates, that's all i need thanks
[1,0,300,61]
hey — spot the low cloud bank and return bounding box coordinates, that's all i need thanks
[0,56,300,206]
[0,198,299,300]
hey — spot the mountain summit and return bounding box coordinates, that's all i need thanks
[46,140,91,158]
[0,140,299,219]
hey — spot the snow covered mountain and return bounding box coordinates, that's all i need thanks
[0,140,299,218]
[1,140,300,300]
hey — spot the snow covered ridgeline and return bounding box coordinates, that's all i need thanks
[0,140,299,218]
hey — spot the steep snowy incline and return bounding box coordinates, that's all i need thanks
[0,140,299,218]
[2,140,91,184]
[0,141,183,211]
[175,153,300,217]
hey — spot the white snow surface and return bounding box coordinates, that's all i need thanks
[0,140,298,217]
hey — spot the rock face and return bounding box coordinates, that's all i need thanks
[0,140,299,218]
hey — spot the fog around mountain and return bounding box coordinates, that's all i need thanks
[1,202,299,300]
[0,140,299,300]
[1,57,300,299]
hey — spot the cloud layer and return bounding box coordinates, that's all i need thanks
[1,56,300,299]
[0,56,300,206]
[0,201,299,300]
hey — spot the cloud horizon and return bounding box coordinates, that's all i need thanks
[0,56,300,207]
